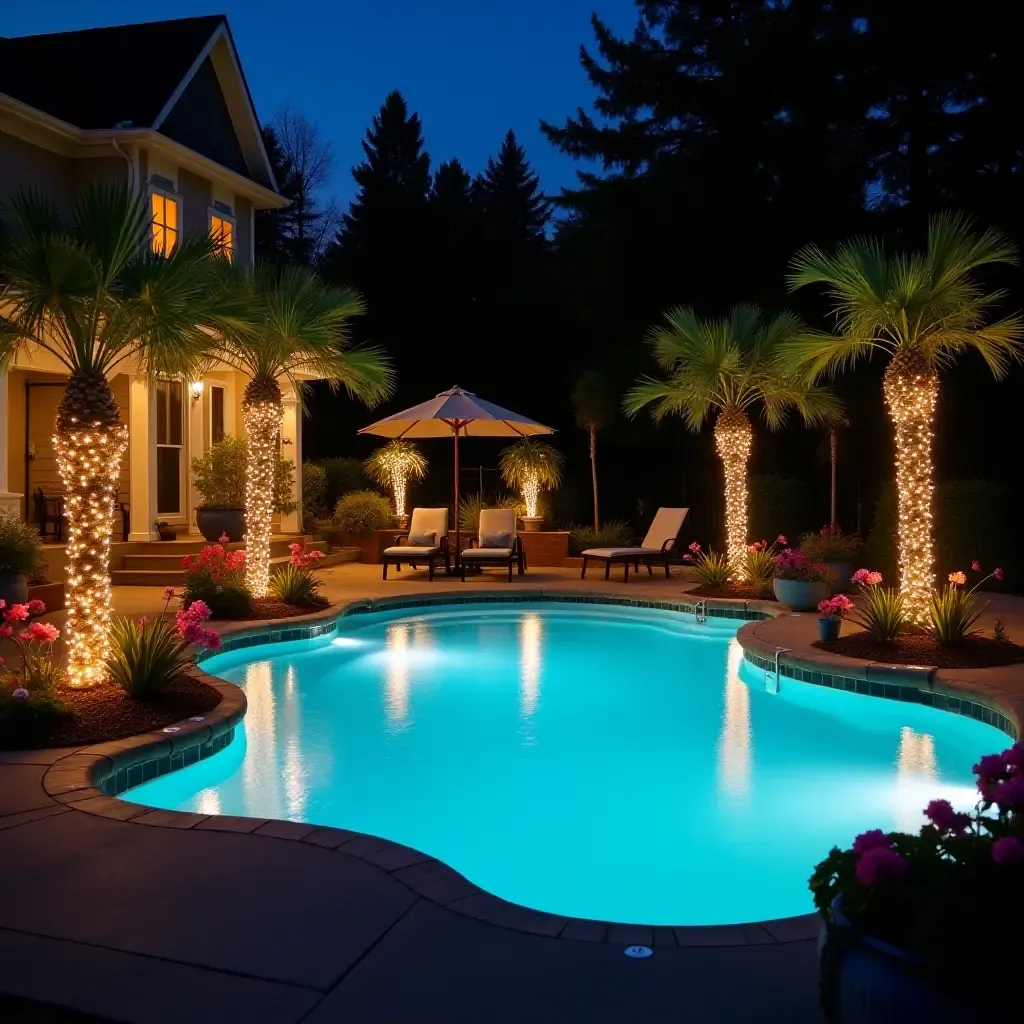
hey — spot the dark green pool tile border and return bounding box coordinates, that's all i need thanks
[741,649,1018,740]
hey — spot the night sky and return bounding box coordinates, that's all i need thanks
[1,0,638,206]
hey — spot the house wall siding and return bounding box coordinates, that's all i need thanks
[235,195,252,265]
[0,130,75,217]
[178,166,211,240]
[73,155,128,192]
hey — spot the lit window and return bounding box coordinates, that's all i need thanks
[211,214,234,261]
[151,192,179,256]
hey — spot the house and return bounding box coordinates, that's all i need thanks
[0,15,306,580]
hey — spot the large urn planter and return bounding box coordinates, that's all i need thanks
[196,508,245,543]
[819,898,989,1024]
[328,529,395,564]
[825,561,855,593]
[519,516,544,533]
[773,578,831,611]
[0,573,29,606]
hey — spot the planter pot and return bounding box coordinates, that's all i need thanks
[817,616,841,641]
[819,897,995,1023]
[0,573,29,606]
[157,529,176,542]
[519,516,544,533]
[196,508,245,543]
[773,577,831,611]
[825,561,855,593]
[28,580,65,613]
[336,530,394,564]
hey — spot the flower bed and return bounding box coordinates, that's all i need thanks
[814,631,1024,669]
[690,582,778,601]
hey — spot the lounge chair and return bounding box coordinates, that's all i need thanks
[460,508,524,582]
[382,507,450,581]
[580,507,689,582]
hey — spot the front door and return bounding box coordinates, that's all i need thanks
[156,378,184,516]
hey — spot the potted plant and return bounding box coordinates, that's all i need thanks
[812,743,1023,1021]
[363,440,428,529]
[498,438,564,532]
[154,519,176,541]
[816,594,853,641]
[331,490,395,562]
[800,526,861,592]
[772,548,834,610]
[0,510,43,605]
[190,437,295,543]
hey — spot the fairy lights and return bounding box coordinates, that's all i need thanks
[54,421,129,687]
[243,399,283,599]
[714,407,753,572]
[883,361,938,621]
[364,441,428,520]
[522,474,541,519]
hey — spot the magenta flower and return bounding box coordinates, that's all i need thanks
[994,567,1005,580]
[991,775,1024,810]
[972,560,982,572]
[688,541,702,554]
[852,829,890,854]
[855,846,908,886]
[181,556,193,570]
[683,553,694,562]
[974,752,1010,780]
[162,586,176,601]
[818,595,854,619]
[1005,743,1024,770]
[26,599,46,615]
[2,604,30,623]
[186,599,212,621]
[218,532,230,543]
[0,625,11,638]
[924,799,968,834]
[992,837,1024,865]
[776,535,787,545]
[27,621,59,643]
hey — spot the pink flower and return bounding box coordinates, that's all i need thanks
[200,628,221,651]
[307,549,324,561]
[855,846,908,886]
[187,600,211,621]
[0,625,11,638]
[11,687,29,700]
[924,799,968,834]
[683,553,694,562]
[852,829,890,855]
[948,571,967,586]
[181,556,193,570]
[994,567,1005,581]
[972,560,982,572]
[818,595,854,619]
[747,543,759,553]
[289,542,303,554]
[992,837,1024,866]
[688,541,702,554]
[851,568,882,586]
[2,604,30,623]
[0,599,4,610]
[776,535,787,545]
[27,622,59,643]
[137,617,150,628]
[163,587,176,601]
[26,599,45,615]
[218,532,230,543]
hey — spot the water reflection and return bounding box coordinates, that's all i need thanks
[519,612,543,718]
[718,638,752,799]
[383,621,433,729]
[894,726,938,831]
[242,660,282,818]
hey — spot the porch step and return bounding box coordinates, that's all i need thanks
[112,555,294,588]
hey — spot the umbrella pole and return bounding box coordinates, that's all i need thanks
[452,424,460,571]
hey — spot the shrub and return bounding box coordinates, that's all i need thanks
[744,547,778,597]
[458,492,526,532]
[333,490,393,535]
[181,544,253,619]
[800,525,860,563]
[0,510,43,578]
[320,457,369,506]
[106,594,219,698]
[191,436,295,514]
[849,569,906,641]
[569,520,632,555]
[271,543,328,608]
[302,462,328,523]
[685,543,734,589]
[927,564,1004,646]
[774,548,834,583]
[748,474,812,545]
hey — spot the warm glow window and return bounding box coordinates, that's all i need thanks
[211,385,225,443]
[211,214,234,261]
[151,192,179,256]
[156,379,184,515]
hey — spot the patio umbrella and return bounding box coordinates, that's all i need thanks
[359,386,554,563]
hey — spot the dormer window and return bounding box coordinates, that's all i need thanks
[210,212,234,262]
[151,190,179,256]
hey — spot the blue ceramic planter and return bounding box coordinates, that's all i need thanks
[817,616,841,641]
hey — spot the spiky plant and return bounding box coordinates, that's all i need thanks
[786,214,1024,619]
[0,185,224,686]
[498,438,564,519]
[363,440,427,518]
[626,305,842,570]
[207,264,393,597]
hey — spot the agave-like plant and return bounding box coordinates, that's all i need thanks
[626,305,842,569]
[498,438,564,519]
[363,440,427,519]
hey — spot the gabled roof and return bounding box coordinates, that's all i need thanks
[0,15,276,191]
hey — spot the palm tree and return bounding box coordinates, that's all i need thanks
[364,440,427,520]
[498,438,564,520]
[208,264,393,597]
[786,214,1024,618]
[572,368,616,531]
[625,305,842,569]
[0,185,222,687]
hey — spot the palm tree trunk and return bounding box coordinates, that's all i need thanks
[713,406,752,571]
[243,376,284,599]
[589,424,599,532]
[883,355,939,620]
[53,373,129,687]
[830,427,838,528]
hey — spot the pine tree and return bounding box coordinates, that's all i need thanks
[476,130,550,248]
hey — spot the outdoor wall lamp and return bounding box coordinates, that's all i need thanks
[189,380,205,403]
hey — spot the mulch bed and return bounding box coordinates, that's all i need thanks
[814,631,1024,669]
[214,597,330,621]
[691,583,778,602]
[0,676,222,750]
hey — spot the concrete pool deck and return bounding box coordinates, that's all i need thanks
[3,565,1023,1022]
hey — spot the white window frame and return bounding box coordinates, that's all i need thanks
[149,184,182,257]
[209,207,236,262]
[155,376,186,520]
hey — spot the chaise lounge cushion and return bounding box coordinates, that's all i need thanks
[462,545,513,559]
[581,546,663,558]
[383,545,440,558]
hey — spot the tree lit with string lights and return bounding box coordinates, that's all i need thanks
[364,440,428,520]
[787,214,1024,620]
[0,185,221,686]
[626,305,841,571]
[499,438,564,520]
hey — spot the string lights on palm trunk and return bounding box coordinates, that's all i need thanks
[243,397,283,599]
[714,407,753,573]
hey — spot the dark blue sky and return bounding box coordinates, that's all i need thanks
[2,0,639,207]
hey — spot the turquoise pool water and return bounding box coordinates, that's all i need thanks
[130,603,1005,924]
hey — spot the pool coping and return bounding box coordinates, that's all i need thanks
[36,589,821,948]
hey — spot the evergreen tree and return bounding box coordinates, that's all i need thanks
[254,125,297,263]
[476,130,550,248]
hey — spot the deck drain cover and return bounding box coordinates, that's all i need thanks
[624,945,653,959]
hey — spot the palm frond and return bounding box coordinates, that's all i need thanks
[73,183,150,289]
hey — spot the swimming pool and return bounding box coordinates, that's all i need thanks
[130,602,1005,925]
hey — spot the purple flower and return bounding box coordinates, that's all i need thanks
[924,799,968,834]
[992,837,1024,865]
[11,687,29,700]
[852,829,890,855]
[974,752,1009,780]
[855,846,908,886]
[1006,744,1024,770]
[991,775,1024,810]
[972,560,982,572]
